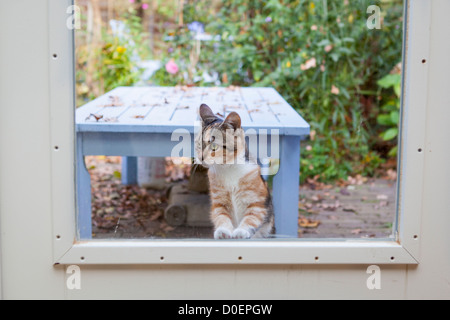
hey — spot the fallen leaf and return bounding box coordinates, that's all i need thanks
[103,96,124,107]
[320,200,341,211]
[160,222,175,232]
[298,215,321,228]
[86,113,104,122]
[149,210,163,222]
[384,169,397,181]
[343,206,357,213]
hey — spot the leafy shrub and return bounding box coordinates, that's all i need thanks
[157,0,404,181]
[98,40,143,93]
[376,70,401,157]
[75,8,148,106]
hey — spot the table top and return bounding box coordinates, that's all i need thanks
[76,86,310,136]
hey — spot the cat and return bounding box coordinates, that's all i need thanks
[195,104,274,239]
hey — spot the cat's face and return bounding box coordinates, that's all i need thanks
[195,104,246,166]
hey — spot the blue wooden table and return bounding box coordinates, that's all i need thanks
[76,86,310,239]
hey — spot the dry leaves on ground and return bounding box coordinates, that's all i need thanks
[298,215,321,229]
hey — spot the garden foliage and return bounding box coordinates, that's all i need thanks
[76,0,404,182]
[156,0,404,181]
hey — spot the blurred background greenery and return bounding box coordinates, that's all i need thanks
[75,0,403,183]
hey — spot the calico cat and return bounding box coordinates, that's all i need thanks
[195,104,274,239]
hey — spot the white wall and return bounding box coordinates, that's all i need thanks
[0,0,449,299]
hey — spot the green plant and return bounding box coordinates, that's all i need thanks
[376,72,401,157]
[97,40,143,92]
[153,0,404,181]
[208,0,402,181]
[122,8,152,60]
[75,7,149,106]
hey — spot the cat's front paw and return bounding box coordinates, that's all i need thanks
[232,228,252,239]
[214,227,232,239]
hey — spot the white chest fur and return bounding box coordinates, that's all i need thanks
[210,164,258,188]
[209,164,259,226]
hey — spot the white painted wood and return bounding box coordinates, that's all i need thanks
[62,0,416,266]
[0,0,68,299]
[56,240,416,265]
[2,0,450,300]
[404,0,450,299]
[395,0,430,262]
[49,0,79,260]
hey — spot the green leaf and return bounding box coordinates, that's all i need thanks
[388,146,398,157]
[381,128,398,141]
[342,37,355,43]
[317,39,331,47]
[394,82,402,98]
[330,53,339,62]
[377,114,392,126]
[390,111,400,124]
[381,101,398,112]
[377,74,401,89]
[254,70,263,82]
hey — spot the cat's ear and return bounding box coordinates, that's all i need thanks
[199,104,218,126]
[224,112,241,130]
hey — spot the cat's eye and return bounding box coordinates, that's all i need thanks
[211,143,220,151]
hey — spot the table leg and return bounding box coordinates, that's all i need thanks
[122,156,138,185]
[272,135,301,238]
[76,134,93,239]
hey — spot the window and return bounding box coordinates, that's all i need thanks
[52,0,426,265]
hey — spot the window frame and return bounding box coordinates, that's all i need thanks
[52,0,425,265]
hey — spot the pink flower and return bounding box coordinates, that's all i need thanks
[331,85,340,95]
[142,3,149,10]
[129,0,135,3]
[165,60,179,74]
[300,57,317,71]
